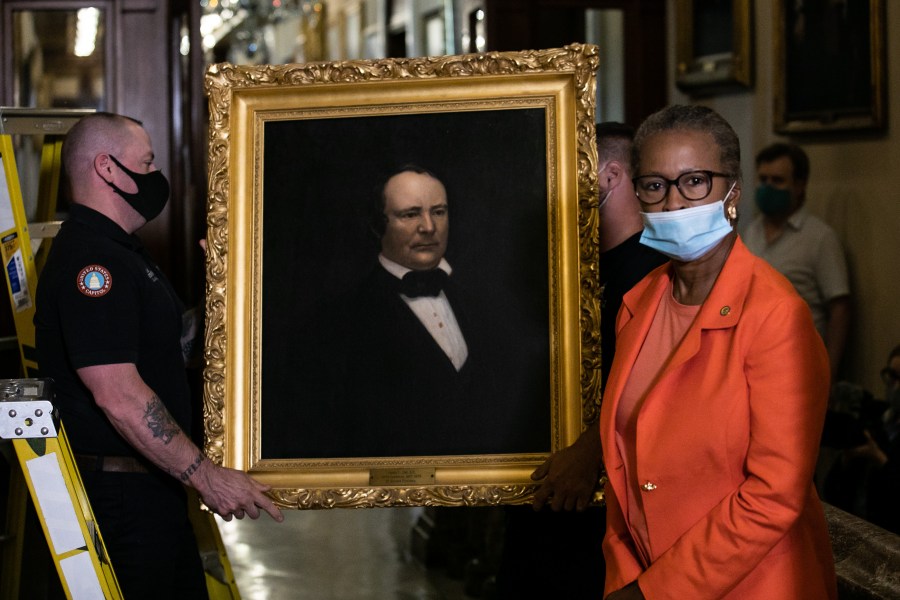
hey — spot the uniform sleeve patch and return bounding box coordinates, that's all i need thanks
[77,265,113,297]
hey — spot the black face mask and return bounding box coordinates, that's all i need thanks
[106,155,170,222]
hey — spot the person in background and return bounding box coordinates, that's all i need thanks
[531,122,666,511]
[744,142,850,379]
[496,123,665,599]
[601,105,836,599]
[817,379,881,515]
[34,112,283,600]
[846,344,900,534]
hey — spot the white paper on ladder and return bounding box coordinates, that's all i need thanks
[0,155,16,232]
[26,452,86,554]
[60,551,105,600]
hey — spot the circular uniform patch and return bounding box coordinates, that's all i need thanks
[77,265,112,297]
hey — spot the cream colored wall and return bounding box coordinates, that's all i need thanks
[667,0,900,394]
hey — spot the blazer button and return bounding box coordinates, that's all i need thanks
[641,481,657,491]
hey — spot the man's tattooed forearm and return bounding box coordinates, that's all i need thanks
[143,395,181,444]
[180,453,204,482]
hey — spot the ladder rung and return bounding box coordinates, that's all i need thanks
[0,108,95,136]
[28,221,62,239]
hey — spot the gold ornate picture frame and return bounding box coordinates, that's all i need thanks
[675,0,753,95]
[203,44,600,509]
[773,0,886,133]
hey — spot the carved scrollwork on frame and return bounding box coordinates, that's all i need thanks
[205,45,598,92]
[203,44,600,508]
[270,485,538,510]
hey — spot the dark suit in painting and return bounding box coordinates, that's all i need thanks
[330,263,545,458]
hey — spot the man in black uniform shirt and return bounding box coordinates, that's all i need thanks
[34,112,282,600]
[497,123,666,598]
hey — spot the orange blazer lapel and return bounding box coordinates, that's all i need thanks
[600,262,671,473]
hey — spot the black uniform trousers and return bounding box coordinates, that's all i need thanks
[81,469,208,600]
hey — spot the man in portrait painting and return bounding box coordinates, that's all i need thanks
[302,164,547,458]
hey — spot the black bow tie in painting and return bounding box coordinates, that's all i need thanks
[399,269,448,297]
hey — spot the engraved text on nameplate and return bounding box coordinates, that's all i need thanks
[369,468,436,486]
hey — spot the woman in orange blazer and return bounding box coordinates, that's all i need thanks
[599,105,837,599]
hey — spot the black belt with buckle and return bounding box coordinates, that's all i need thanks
[74,454,150,474]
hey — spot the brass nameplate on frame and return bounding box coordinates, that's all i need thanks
[369,468,436,487]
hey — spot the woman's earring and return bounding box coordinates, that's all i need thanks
[726,203,738,222]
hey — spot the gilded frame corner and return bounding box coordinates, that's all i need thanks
[202,44,601,509]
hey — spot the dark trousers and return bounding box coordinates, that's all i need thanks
[81,470,208,600]
[496,505,606,599]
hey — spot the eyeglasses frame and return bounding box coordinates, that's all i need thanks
[632,170,734,206]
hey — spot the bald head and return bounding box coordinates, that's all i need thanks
[61,112,163,233]
[62,112,144,194]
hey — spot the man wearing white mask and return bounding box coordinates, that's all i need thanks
[498,123,666,599]
[530,122,667,513]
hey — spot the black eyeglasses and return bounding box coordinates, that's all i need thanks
[632,170,733,205]
[881,367,900,385]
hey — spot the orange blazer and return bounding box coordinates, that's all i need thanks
[599,237,837,599]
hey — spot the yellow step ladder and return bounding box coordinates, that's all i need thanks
[0,108,240,599]
[0,378,123,599]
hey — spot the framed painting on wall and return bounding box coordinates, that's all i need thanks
[675,0,753,95]
[773,0,886,133]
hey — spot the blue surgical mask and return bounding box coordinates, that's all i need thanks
[639,184,736,261]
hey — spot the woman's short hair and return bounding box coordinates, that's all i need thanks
[632,105,741,181]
